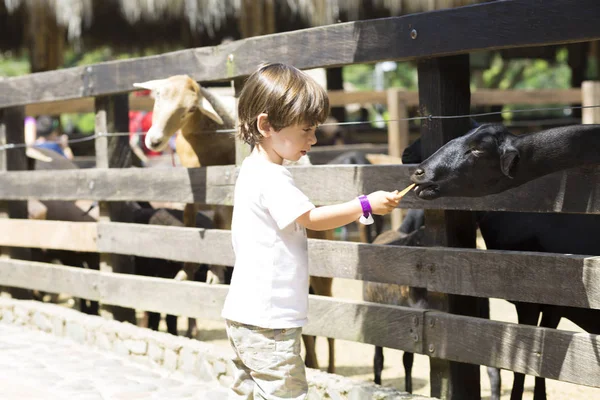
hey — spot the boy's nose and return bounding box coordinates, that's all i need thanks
[309,132,317,145]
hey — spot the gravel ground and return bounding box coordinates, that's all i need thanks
[0,324,228,400]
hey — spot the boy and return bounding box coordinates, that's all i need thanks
[221,63,405,399]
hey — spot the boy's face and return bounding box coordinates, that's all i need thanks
[266,122,318,164]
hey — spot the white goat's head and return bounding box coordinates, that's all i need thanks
[133,75,224,152]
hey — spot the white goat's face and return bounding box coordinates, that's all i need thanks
[133,75,224,152]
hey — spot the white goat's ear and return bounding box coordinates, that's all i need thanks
[132,79,167,91]
[198,97,224,125]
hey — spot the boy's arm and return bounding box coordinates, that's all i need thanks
[296,190,404,231]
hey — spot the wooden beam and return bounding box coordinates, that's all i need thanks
[0,220,97,252]
[0,258,423,353]
[99,222,600,310]
[3,219,600,311]
[424,310,600,389]
[21,88,582,116]
[1,0,600,108]
[3,164,600,214]
[25,95,154,116]
[582,81,600,124]
[419,54,480,399]
[0,106,32,300]
[1,258,599,388]
[307,144,389,165]
[328,88,584,107]
[387,88,410,230]
[94,94,136,323]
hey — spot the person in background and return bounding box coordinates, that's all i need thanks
[33,115,74,160]
[129,89,163,165]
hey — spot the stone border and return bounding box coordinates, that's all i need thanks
[0,298,433,399]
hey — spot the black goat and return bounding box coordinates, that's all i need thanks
[411,124,600,199]
[404,136,600,400]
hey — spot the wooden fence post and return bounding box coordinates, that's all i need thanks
[387,88,410,229]
[95,94,136,323]
[582,81,600,124]
[0,107,33,300]
[418,55,481,400]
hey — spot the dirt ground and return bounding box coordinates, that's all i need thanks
[177,277,599,400]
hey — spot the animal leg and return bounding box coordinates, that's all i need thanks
[403,351,414,393]
[302,334,319,369]
[166,314,178,336]
[510,302,541,400]
[186,317,198,339]
[487,366,501,400]
[374,346,384,385]
[326,337,335,373]
[147,311,161,331]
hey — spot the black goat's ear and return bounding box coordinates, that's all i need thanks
[500,147,519,179]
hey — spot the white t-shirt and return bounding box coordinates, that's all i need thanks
[221,151,315,329]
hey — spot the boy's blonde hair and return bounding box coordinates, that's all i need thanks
[237,63,330,146]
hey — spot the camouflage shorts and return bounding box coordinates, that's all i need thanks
[226,320,308,400]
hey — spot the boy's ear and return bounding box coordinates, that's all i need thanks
[257,113,272,137]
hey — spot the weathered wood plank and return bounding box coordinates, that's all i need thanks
[25,95,154,116]
[328,88,581,107]
[0,258,422,352]
[418,54,479,399]
[425,311,600,388]
[6,219,599,312]
[97,222,235,266]
[2,164,600,214]
[306,144,389,165]
[0,258,598,388]
[95,94,136,323]
[0,220,97,252]
[98,222,600,310]
[0,106,32,300]
[1,0,600,108]
[5,217,598,311]
[21,87,582,116]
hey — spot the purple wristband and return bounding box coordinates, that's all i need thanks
[358,195,372,218]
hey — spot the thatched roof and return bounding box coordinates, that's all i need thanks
[1,0,490,53]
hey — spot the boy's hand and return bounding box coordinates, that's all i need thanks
[366,190,405,215]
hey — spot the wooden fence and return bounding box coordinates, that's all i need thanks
[2,1,600,398]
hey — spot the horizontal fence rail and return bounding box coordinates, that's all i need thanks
[22,88,584,116]
[2,219,600,310]
[327,88,583,107]
[0,258,598,389]
[1,0,600,109]
[2,164,600,214]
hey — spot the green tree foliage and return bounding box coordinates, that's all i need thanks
[0,51,29,76]
[343,47,581,124]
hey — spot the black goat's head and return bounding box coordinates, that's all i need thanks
[410,124,520,199]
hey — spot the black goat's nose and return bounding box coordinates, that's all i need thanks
[414,168,425,176]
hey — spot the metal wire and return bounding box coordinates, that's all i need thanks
[1,103,599,152]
